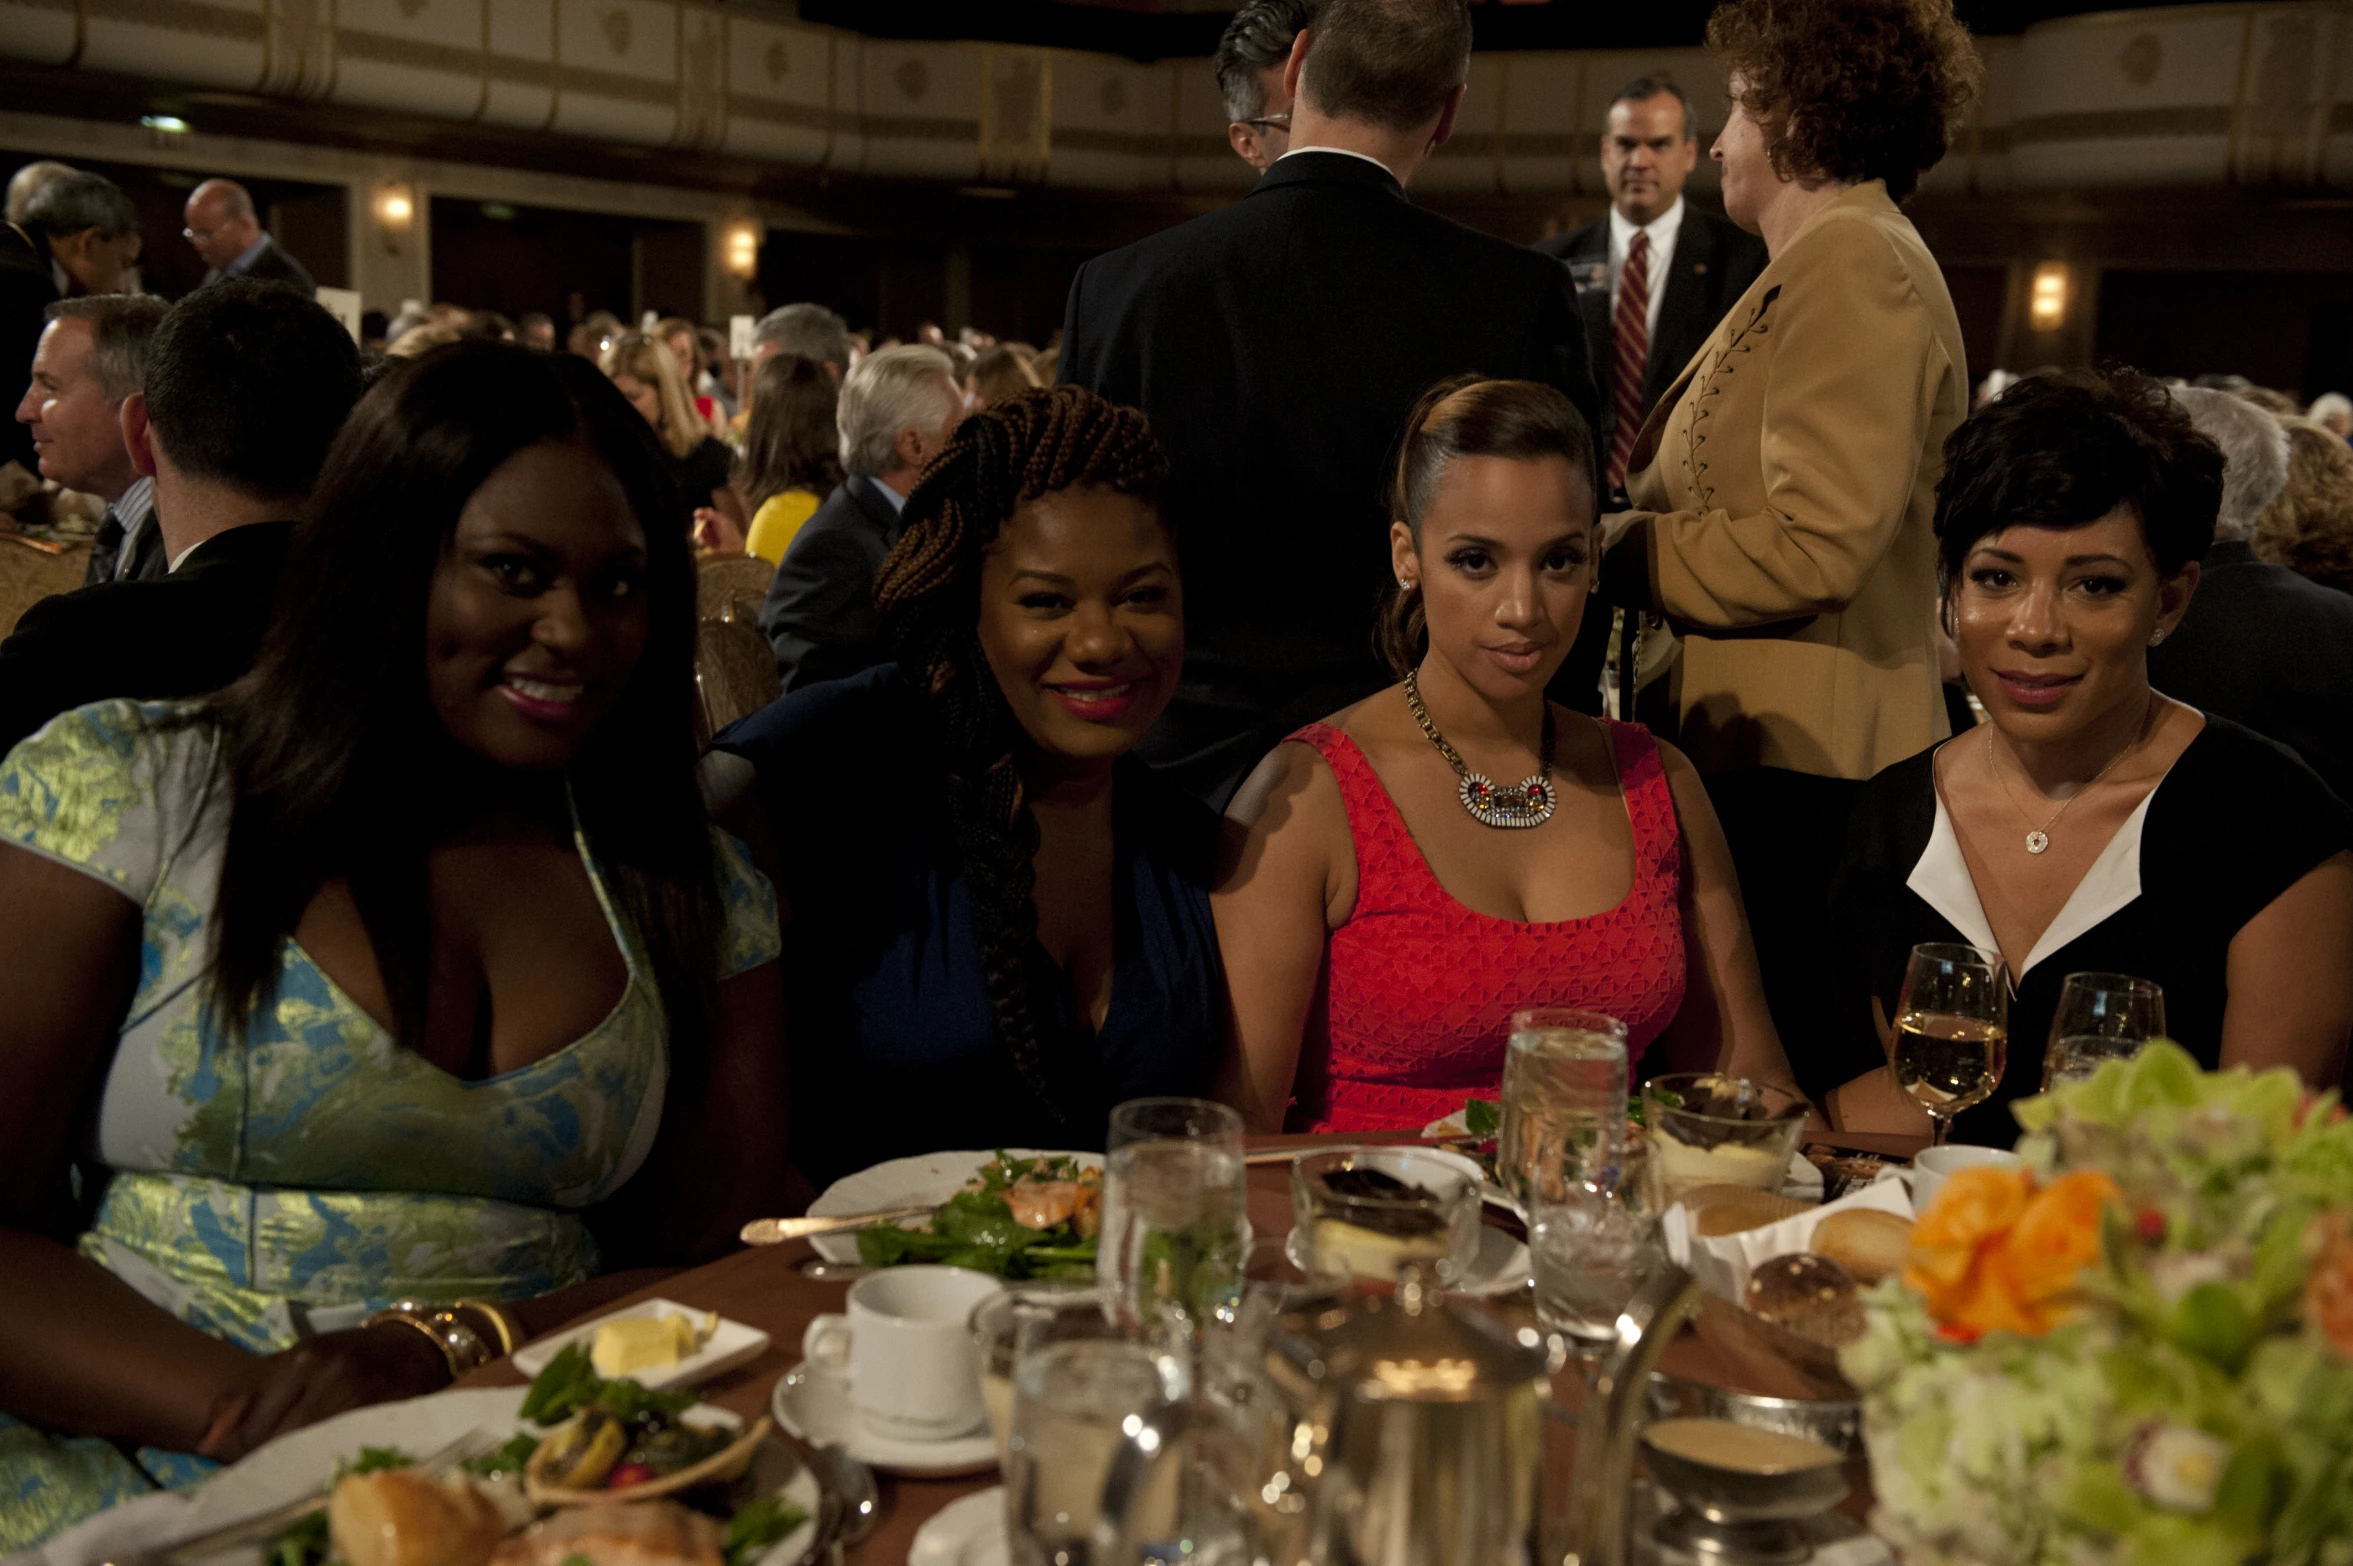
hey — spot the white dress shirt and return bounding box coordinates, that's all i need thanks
[1607,198,1685,349]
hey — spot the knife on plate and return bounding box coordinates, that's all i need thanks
[739,1206,937,1246]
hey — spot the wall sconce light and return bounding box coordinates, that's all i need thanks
[373,182,415,253]
[2028,261,2070,333]
[723,220,761,281]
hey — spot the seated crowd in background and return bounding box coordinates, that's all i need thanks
[4,0,2353,1546]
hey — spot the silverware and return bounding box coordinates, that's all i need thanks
[797,1258,873,1282]
[807,1442,880,1566]
[151,1426,504,1565]
[740,1205,936,1246]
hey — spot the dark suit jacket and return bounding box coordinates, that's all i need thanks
[0,221,59,474]
[1536,203,1768,471]
[756,475,906,693]
[2148,539,2353,804]
[0,519,293,758]
[210,236,316,296]
[1061,151,1601,803]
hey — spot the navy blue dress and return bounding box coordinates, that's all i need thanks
[715,666,1227,1187]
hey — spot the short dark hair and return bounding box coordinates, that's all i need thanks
[44,293,168,403]
[1608,76,1695,142]
[1707,0,1980,203]
[1383,376,1597,674]
[1934,367,2223,583]
[1217,0,1318,123]
[145,278,363,502]
[1297,0,1471,135]
[22,169,138,240]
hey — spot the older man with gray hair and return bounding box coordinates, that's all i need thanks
[756,343,962,690]
[750,301,853,382]
[2151,385,2353,802]
[16,294,169,583]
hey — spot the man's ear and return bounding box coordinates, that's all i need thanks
[1430,84,1466,152]
[1282,28,1311,105]
[119,392,157,478]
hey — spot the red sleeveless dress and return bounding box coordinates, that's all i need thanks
[1289,720,1687,1133]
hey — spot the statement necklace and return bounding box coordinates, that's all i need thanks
[1403,667,1557,830]
[1985,695,2158,854]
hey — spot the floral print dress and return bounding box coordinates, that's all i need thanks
[0,700,780,1547]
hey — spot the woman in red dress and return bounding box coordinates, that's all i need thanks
[1213,378,1799,1132]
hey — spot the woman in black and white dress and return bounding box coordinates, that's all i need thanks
[1822,368,2353,1145]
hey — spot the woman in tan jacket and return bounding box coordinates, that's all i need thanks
[1596,0,1981,1064]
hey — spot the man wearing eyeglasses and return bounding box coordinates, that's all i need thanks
[1218,0,1314,172]
[184,179,316,296]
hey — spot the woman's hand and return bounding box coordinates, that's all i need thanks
[692,506,747,555]
[197,1323,449,1463]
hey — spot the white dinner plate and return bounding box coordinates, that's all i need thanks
[769,1359,999,1478]
[805,1149,1102,1264]
[511,1297,771,1390]
[140,1386,816,1566]
[908,1486,1010,1566]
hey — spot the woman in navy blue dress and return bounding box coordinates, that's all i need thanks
[712,387,1224,1185]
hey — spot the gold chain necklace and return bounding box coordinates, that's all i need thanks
[1984,695,2158,854]
[1403,667,1558,830]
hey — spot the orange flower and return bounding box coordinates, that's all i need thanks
[1903,1166,2116,1339]
[2307,1212,2353,1359]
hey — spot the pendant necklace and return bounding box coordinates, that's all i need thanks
[1985,694,2157,854]
[1403,666,1558,830]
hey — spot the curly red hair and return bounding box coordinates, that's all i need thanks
[1707,0,1981,202]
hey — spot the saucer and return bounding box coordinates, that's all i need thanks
[908,1486,1010,1566]
[768,1360,999,1478]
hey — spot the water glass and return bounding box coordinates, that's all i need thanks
[1531,1185,1661,1345]
[2041,972,2165,1090]
[1891,942,2011,1147]
[1498,1008,1630,1206]
[970,1282,1125,1467]
[1005,1338,1184,1566]
[1099,1097,1251,1335]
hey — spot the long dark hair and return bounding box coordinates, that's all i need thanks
[873,386,1170,1130]
[189,341,720,1056]
[736,354,843,513]
[1379,376,1596,674]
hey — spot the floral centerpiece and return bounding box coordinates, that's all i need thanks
[1843,1043,2353,1566]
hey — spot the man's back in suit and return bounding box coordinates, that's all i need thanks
[757,474,907,692]
[1537,203,1767,473]
[1061,150,1598,800]
[2149,538,2353,804]
[0,519,294,756]
[236,237,316,296]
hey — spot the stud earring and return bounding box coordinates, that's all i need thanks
[1397,577,1415,591]
[2149,629,2167,646]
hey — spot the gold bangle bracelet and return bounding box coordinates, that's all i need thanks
[454,1298,520,1358]
[364,1309,460,1379]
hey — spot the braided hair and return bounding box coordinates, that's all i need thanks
[874,385,1172,1133]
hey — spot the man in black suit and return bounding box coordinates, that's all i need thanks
[1537,78,1767,505]
[184,179,317,296]
[0,280,361,755]
[2151,387,2353,803]
[757,344,964,691]
[1061,0,1599,806]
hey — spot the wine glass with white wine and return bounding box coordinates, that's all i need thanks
[1891,942,2010,1147]
[2041,972,2165,1091]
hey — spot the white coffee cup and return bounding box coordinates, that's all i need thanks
[1910,1144,2024,1214]
[802,1266,1004,1441]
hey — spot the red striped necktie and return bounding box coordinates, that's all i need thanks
[1607,229,1651,489]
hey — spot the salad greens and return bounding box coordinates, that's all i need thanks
[518,1340,700,1425]
[856,1151,1099,1279]
[723,1494,809,1565]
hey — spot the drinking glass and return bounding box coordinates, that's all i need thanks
[1289,1147,1480,1286]
[1498,1008,1630,1206]
[970,1282,1124,1468]
[1890,942,2010,1146]
[1530,1184,1662,1346]
[1005,1338,1184,1566]
[1099,1097,1251,1336]
[2041,972,2165,1091]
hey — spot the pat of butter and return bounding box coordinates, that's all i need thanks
[589,1313,709,1378]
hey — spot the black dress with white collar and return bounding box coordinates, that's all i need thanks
[1821,715,2350,1144]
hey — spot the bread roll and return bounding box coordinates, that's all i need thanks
[1743,1253,1866,1348]
[329,1468,507,1566]
[1683,1184,1810,1237]
[1810,1208,1915,1285]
